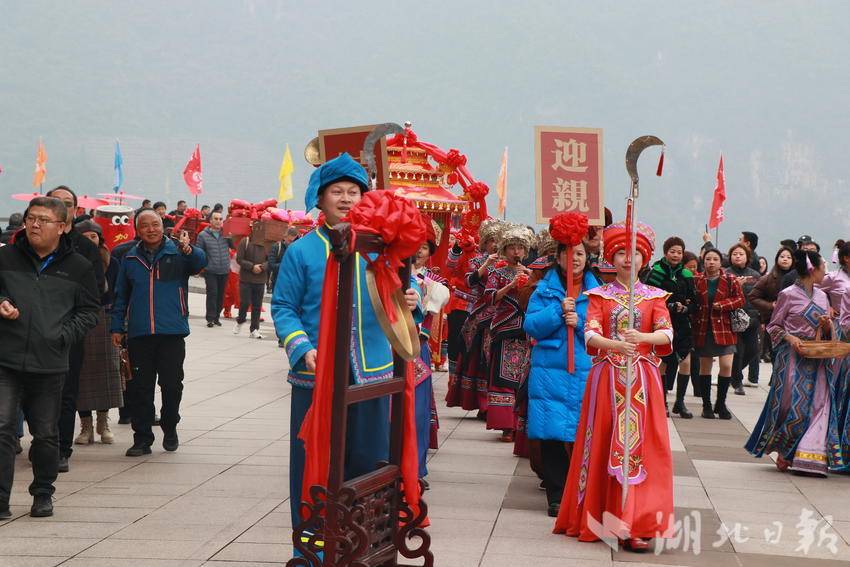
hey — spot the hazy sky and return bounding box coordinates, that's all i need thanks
[2,1,848,257]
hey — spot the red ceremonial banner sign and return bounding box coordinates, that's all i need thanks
[534,126,605,225]
[318,124,390,190]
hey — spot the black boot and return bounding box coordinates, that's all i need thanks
[692,363,702,397]
[671,373,693,419]
[699,375,715,419]
[714,377,733,420]
[30,495,53,518]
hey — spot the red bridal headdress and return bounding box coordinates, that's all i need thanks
[603,220,656,264]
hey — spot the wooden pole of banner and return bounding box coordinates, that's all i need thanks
[715,227,719,248]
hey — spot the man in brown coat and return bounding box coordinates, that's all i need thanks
[233,234,268,339]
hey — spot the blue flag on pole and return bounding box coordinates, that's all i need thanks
[113,140,124,193]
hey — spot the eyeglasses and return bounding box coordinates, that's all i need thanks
[25,215,62,226]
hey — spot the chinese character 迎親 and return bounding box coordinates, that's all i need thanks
[552,178,590,213]
[551,138,588,173]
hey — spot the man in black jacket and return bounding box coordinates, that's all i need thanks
[45,186,105,473]
[0,197,99,519]
[740,231,763,272]
[0,213,23,245]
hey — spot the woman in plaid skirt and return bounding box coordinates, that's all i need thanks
[692,248,745,420]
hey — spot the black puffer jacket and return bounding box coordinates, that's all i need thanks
[643,258,697,350]
[0,234,99,373]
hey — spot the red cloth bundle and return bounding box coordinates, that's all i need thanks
[228,199,281,221]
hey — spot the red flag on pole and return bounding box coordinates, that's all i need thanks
[708,154,726,229]
[182,144,203,195]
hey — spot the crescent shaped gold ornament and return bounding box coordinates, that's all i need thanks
[625,135,664,198]
[365,269,420,361]
[304,137,321,167]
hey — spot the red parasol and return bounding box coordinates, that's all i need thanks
[12,192,108,210]
[77,195,110,209]
[99,192,144,202]
[11,192,41,202]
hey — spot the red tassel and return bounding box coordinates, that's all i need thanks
[656,147,665,177]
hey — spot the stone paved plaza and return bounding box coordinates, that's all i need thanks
[2,289,850,566]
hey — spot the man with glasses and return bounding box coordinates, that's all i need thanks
[0,197,99,518]
[45,186,105,473]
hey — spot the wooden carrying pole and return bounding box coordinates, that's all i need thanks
[288,224,432,567]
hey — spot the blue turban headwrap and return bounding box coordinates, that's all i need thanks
[304,152,370,212]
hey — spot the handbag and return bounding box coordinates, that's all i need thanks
[730,308,751,333]
[726,273,751,333]
[119,346,133,389]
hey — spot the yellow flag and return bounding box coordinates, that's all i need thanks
[32,139,47,188]
[278,144,294,202]
[496,146,508,217]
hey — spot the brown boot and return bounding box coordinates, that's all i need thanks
[74,416,94,445]
[96,411,114,444]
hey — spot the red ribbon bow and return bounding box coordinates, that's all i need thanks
[345,192,427,323]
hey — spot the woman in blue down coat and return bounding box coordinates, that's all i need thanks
[524,241,600,517]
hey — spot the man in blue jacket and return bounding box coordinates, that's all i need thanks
[111,209,206,456]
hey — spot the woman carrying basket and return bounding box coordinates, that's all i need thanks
[745,249,841,476]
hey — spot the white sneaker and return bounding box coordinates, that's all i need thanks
[233,322,244,335]
[249,330,264,340]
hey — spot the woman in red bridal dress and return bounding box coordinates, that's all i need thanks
[553,221,675,552]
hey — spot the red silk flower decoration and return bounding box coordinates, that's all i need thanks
[345,191,427,323]
[515,273,529,288]
[467,181,489,201]
[495,259,508,269]
[445,149,468,168]
[459,231,477,251]
[549,212,589,247]
[389,129,419,147]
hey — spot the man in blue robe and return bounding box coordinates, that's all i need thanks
[271,153,419,537]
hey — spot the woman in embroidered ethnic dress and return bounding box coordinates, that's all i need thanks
[834,287,850,470]
[745,250,839,476]
[484,225,534,442]
[445,219,503,413]
[554,221,674,552]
